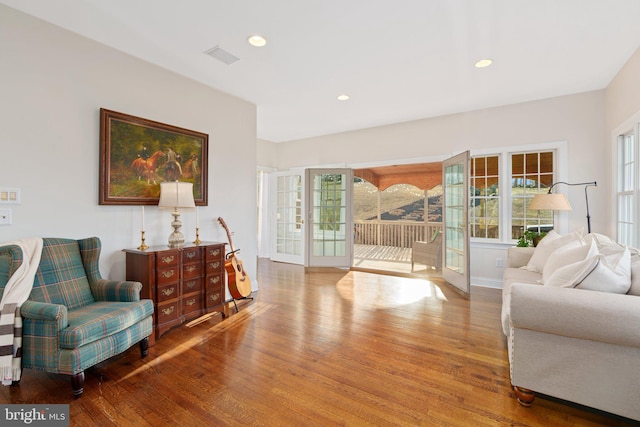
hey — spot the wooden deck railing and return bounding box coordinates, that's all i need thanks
[354,220,442,248]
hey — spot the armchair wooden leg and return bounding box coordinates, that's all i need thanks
[71,372,85,397]
[139,337,149,358]
[513,386,535,407]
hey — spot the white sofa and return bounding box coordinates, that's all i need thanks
[501,232,640,421]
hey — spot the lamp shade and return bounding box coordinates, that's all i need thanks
[529,193,572,211]
[158,182,196,208]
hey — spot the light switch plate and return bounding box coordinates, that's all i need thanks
[0,188,20,204]
[0,208,11,225]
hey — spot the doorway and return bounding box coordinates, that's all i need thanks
[351,162,443,277]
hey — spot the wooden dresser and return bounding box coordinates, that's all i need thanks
[124,241,227,343]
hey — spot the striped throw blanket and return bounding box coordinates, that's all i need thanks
[0,238,42,385]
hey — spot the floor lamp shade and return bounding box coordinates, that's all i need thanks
[529,193,572,211]
[158,182,196,248]
[529,181,596,233]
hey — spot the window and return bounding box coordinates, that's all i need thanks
[617,130,638,247]
[470,156,499,238]
[470,148,557,242]
[511,151,554,239]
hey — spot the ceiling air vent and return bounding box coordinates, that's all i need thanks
[204,46,240,65]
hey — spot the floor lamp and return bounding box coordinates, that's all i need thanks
[529,181,597,233]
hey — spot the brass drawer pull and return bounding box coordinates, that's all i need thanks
[186,251,196,259]
[186,265,197,273]
[186,299,196,306]
[209,249,221,257]
[209,276,220,285]
[161,270,175,279]
[209,262,220,269]
[161,306,175,316]
[161,287,175,296]
[185,280,197,289]
[209,292,220,302]
[161,255,175,264]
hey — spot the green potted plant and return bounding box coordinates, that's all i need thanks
[516,230,547,247]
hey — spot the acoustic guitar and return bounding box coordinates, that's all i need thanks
[217,217,252,299]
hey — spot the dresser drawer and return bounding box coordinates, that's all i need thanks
[206,274,223,291]
[156,266,179,285]
[157,282,179,303]
[183,262,202,280]
[205,289,223,307]
[156,251,179,268]
[183,277,202,294]
[182,293,203,315]
[206,259,223,275]
[205,245,224,261]
[182,247,200,263]
[157,265,179,284]
[157,300,180,324]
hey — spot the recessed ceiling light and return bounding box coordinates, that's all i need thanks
[475,59,493,68]
[337,94,350,101]
[248,35,267,47]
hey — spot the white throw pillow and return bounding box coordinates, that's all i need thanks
[524,230,584,273]
[577,246,632,294]
[629,250,640,296]
[542,239,598,284]
[544,254,599,288]
[587,233,618,249]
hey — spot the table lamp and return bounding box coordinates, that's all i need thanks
[158,181,196,248]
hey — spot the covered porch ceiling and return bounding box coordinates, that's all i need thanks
[354,162,442,191]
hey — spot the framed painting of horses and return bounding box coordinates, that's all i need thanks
[99,108,208,206]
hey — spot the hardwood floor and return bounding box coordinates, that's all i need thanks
[1,260,637,426]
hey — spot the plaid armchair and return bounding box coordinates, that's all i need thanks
[18,237,153,396]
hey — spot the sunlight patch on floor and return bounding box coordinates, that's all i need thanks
[336,271,447,310]
[118,301,275,382]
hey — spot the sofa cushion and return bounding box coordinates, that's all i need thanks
[543,239,599,287]
[504,267,542,283]
[60,300,154,348]
[542,239,597,283]
[577,246,631,294]
[544,254,599,288]
[525,230,584,273]
[588,232,619,249]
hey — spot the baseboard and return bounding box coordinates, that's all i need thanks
[471,277,503,289]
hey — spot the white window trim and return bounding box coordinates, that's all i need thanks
[470,140,569,247]
[612,120,640,247]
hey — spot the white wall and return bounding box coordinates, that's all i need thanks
[606,47,640,135]
[605,47,640,235]
[0,6,258,285]
[260,91,607,287]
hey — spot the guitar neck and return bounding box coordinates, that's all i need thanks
[218,217,237,254]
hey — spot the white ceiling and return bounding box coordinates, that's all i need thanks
[4,0,640,143]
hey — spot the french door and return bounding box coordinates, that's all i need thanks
[270,171,305,264]
[442,151,470,294]
[305,169,353,268]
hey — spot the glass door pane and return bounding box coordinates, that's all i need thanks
[306,169,353,268]
[442,151,470,294]
[270,171,304,264]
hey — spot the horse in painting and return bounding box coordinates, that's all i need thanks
[131,150,165,184]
